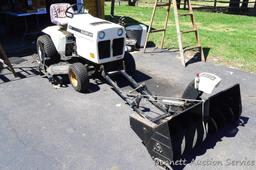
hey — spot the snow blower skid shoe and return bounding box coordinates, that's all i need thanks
[129,74,242,167]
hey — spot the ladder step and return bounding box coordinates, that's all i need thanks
[150,29,166,33]
[184,45,201,51]
[156,2,170,7]
[181,29,197,34]
[179,13,193,17]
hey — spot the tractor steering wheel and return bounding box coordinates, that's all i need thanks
[65,3,85,18]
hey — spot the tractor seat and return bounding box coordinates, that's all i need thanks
[50,3,73,26]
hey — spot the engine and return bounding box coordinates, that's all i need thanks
[67,14,126,64]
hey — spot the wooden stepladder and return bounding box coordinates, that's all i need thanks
[143,0,171,51]
[0,43,16,77]
[143,0,205,66]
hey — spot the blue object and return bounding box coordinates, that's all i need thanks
[4,11,47,17]
[77,0,84,14]
[77,0,84,4]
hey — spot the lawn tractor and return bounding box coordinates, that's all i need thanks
[36,3,242,169]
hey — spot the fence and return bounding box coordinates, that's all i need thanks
[137,0,256,12]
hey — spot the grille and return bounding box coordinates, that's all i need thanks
[113,38,124,56]
[98,40,110,59]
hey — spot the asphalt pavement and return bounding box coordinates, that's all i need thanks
[0,51,255,170]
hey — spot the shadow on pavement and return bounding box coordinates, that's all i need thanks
[185,47,211,66]
[0,66,40,84]
[110,70,152,89]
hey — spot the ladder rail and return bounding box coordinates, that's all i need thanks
[143,0,159,53]
[187,0,205,62]
[160,0,171,48]
[143,0,205,65]
[173,0,186,66]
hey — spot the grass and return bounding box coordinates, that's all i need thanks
[105,4,256,72]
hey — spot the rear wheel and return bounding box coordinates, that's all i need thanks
[69,63,89,92]
[36,35,60,64]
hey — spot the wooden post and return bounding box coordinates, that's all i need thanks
[173,0,185,66]
[0,43,16,77]
[214,0,217,12]
[84,0,105,18]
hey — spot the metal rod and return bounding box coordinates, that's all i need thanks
[120,70,169,114]
[125,93,202,102]
[102,70,147,118]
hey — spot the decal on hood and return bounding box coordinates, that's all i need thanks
[69,26,93,37]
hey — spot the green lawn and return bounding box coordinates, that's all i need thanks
[105,4,256,72]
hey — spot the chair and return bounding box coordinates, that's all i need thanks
[50,3,74,26]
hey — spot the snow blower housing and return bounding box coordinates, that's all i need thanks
[36,3,242,168]
[130,83,242,166]
[103,70,242,167]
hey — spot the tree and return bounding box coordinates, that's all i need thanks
[241,0,249,11]
[229,0,240,12]
[128,0,137,6]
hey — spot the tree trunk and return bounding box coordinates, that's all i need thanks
[241,0,249,11]
[110,0,115,16]
[177,0,181,9]
[229,0,240,13]
[128,0,136,6]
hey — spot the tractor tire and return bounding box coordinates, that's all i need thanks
[37,35,60,64]
[69,63,89,93]
[124,52,136,76]
[182,80,202,100]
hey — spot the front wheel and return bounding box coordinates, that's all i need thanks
[69,63,89,93]
[124,52,136,76]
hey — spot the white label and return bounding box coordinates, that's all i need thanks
[198,72,221,94]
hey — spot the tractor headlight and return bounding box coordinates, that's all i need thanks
[117,28,123,36]
[99,31,105,39]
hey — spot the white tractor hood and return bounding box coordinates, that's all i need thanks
[67,14,123,39]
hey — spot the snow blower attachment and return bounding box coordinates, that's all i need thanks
[102,71,242,167]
